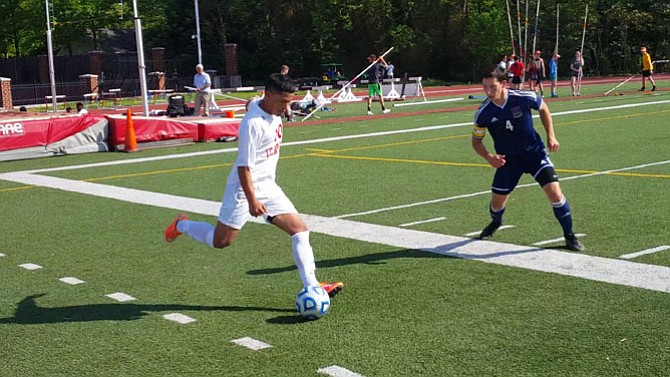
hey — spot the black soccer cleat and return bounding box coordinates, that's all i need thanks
[565,234,585,252]
[478,221,501,240]
[638,87,646,92]
[651,86,657,92]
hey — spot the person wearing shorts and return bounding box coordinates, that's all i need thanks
[549,52,559,97]
[534,50,546,96]
[365,54,391,115]
[164,73,344,297]
[470,71,585,252]
[639,47,657,92]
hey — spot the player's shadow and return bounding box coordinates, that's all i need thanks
[248,238,541,277]
[0,294,293,325]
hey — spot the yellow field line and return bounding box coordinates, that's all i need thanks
[321,134,470,154]
[0,185,35,193]
[310,153,670,179]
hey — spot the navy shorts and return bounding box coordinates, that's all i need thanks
[491,150,558,195]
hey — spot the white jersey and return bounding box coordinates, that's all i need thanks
[226,99,283,186]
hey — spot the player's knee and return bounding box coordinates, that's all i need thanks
[213,237,233,249]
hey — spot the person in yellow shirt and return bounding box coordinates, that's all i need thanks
[640,47,657,92]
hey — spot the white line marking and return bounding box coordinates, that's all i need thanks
[12,99,669,175]
[4,173,670,293]
[19,263,42,271]
[620,245,670,260]
[105,292,137,302]
[230,337,272,351]
[0,253,5,257]
[163,313,197,325]
[393,98,464,107]
[532,234,586,246]
[59,277,85,285]
[399,217,447,227]
[318,365,366,377]
[464,225,515,237]
[335,159,670,218]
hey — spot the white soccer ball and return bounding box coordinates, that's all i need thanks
[295,286,331,320]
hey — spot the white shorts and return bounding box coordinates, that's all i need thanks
[218,181,297,230]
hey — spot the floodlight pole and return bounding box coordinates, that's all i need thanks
[132,0,150,116]
[194,0,203,65]
[45,0,58,113]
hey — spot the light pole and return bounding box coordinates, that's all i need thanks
[45,0,57,112]
[132,0,149,116]
[194,0,203,65]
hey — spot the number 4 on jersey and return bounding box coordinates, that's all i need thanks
[505,120,514,131]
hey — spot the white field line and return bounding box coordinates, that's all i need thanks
[532,234,586,246]
[464,225,515,237]
[163,313,197,325]
[0,253,5,257]
[399,217,447,227]
[19,263,42,271]
[317,365,366,377]
[230,337,272,351]
[393,98,464,107]
[105,292,137,302]
[620,245,670,260]
[335,159,670,219]
[59,277,85,285]
[13,98,669,175]
[3,172,670,293]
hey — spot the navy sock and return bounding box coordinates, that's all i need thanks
[552,197,574,235]
[489,204,505,224]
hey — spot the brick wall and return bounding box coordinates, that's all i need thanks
[0,77,13,109]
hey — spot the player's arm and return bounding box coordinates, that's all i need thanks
[238,166,267,217]
[538,102,559,152]
[471,125,506,168]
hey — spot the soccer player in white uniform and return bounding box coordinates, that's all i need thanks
[165,73,343,297]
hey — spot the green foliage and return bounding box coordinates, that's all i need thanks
[0,0,668,80]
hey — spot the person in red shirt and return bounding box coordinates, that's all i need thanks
[508,55,525,89]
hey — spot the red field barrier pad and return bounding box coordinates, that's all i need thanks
[195,117,240,142]
[0,114,103,151]
[106,114,199,149]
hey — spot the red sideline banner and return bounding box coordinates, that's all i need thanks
[0,114,103,152]
[106,115,199,149]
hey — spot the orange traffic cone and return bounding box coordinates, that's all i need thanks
[123,108,139,152]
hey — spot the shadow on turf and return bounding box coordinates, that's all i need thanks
[248,240,544,277]
[0,294,293,325]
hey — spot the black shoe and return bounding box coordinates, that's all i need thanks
[565,234,585,252]
[478,221,501,240]
[651,86,657,92]
[639,87,646,91]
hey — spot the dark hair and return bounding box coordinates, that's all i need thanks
[19,106,27,112]
[482,71,508,82]
[265,73,297,94]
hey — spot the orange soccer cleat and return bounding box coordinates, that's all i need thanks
[320,281,344,298]
[165,213,188,242]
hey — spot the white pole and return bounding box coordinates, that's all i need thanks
[577,4,588,94]
[302,47,394,122]
[516,0,523,60]
[505,0,516,56]
[194,0,202,65]
[531,0,541,56]
[132,0,150,116]
[45,0,58,113]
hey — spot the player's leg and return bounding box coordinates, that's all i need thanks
[377,84,389,113]
[534,163,585,251]
[194,93,202,116]
[571,76,577,95]
[478,164,522,240]
[367,86,374,115]
[203,92,211,116]
[263,186,343,296]
[649,73,657,90]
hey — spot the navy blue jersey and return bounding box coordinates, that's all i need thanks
[472,90,545,156]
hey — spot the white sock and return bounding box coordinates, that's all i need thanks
[177,220,214,247]
[291,231,318,287]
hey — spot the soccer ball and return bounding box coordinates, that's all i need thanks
[295,286,330,320]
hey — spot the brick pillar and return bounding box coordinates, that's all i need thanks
[152,47,166,73]
[89,51,104,76]
[224,43,241,87]
[0,78,13,110]
[79,74,99,94]
[148,72,166,90]
[38,55,49,83]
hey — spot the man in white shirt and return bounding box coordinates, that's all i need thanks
[165,73,344,298]
[193,64,211,116]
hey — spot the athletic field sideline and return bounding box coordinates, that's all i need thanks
[2,81,669,376]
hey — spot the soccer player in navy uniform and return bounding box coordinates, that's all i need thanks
[471,71,585,251]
